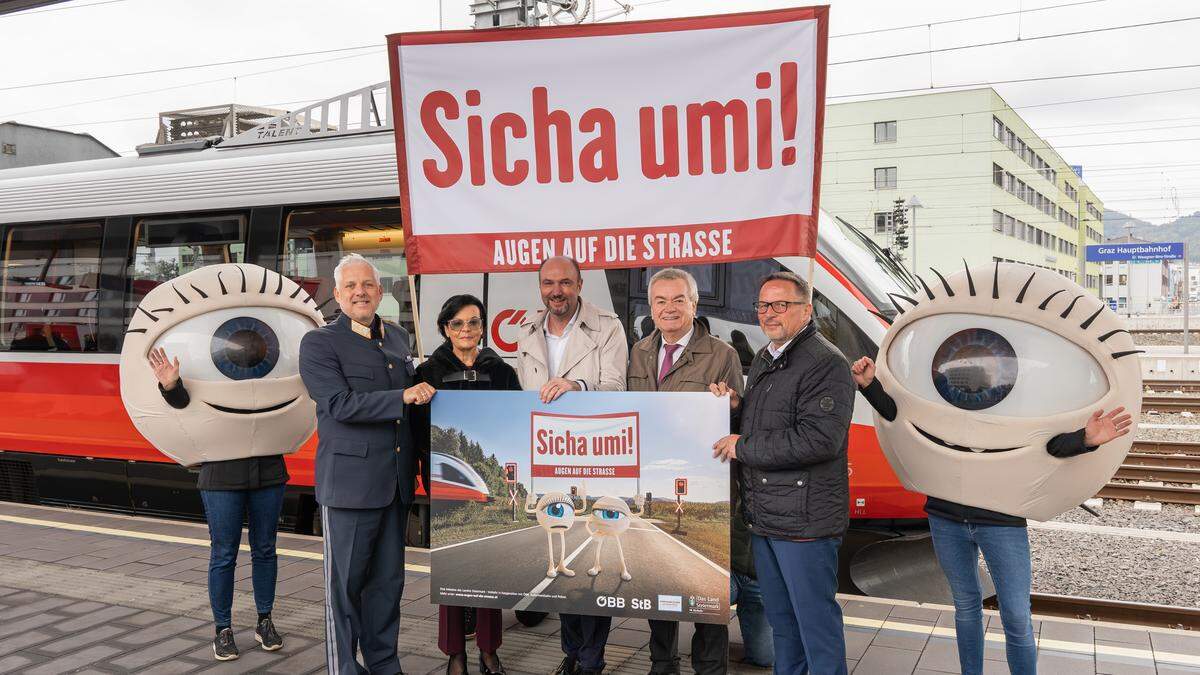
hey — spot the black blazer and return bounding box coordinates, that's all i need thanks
[298,314,418,509]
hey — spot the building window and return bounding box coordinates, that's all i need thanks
[874,212,893,234]
[874,121,897,143]
[0,143,14,156]
[992,210,1004,232]
[874,167,897,190]
[1119,274,1128,285]
[993,163,1004,188]
[993,117,1004,141]
[1016,220,1026,240]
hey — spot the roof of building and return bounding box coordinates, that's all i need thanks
[0,121,119,157]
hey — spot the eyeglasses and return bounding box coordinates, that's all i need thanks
[447,318,483,332]
[752,300,807,314]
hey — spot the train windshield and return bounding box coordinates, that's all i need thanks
[821,216,919,317]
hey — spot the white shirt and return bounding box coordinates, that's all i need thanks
[657,326,694,374]
[767,335,796,361]
[544,304,580,377]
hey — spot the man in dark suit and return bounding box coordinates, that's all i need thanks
[299,253,435,675]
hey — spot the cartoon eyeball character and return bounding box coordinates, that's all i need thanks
[119,263,325,466]
[586,495,644,581]
[526,490,585,578]
[873,262,1142,521]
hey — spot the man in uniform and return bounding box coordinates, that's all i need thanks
[299,253,436,675]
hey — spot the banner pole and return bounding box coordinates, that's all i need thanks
[807,254,816,292]
[1184,244,1190,355]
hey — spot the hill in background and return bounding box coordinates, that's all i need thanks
[1104,210,1200,262]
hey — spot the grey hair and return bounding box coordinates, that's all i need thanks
[333,253,382,287]
[648,268,699,306]
[758,271,812,303]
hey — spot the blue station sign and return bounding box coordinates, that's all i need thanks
[1086,242,1185,262]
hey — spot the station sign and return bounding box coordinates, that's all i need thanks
[1086,242,1184,262]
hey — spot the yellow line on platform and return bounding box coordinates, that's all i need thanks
[0,513,431,574]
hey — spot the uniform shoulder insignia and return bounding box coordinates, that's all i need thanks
[819,396,835,412]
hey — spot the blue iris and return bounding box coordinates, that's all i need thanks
[931,328,1018,411]
[546,503,567,518]
[210,316,279,380]
[598,509,624,521]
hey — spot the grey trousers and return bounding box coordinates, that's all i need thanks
[321,498,407,675]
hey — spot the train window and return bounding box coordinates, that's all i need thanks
[126,214,247,324]
[1,222,103,352]
[811,289,874,364]
[632,264,723,305]
[281,204,417,350]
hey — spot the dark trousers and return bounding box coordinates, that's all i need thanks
[648,620,728,674]
[438,606,502,655]
[751,535,846,675]
[200,484,286,628]
[560,613,612,671]
[321,497,407,675]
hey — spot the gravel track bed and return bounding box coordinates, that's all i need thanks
[1051,500,1200,533]
[1030,528,1200,607]
[1134,331,1200,346]
[1137,426,1200,442]
[1140,411,1200,426]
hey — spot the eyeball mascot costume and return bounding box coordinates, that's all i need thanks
[119,263,325,466]
[872,262,1142,522]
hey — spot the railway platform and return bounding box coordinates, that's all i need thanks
[0,501,1198,674]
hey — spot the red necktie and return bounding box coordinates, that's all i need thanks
[659,343,680,383]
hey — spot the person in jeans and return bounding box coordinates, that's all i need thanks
[851,355,1131,675]
[729,482,774,669]
[148,347,285,661]
[412,294,521,675]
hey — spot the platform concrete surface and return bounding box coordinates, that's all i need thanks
[0,501,1198,674]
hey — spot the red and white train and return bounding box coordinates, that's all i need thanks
[0,84,930,593]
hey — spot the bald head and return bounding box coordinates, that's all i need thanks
[539,256,583,320]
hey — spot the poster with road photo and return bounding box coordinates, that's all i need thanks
[429,390,730,623]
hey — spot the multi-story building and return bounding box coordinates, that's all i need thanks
[820,88,1103,292]
[1097,235,1169,314]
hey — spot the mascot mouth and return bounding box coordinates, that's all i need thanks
[205,398,298,415]
[912,423,1019,454]
[549,524,571,530]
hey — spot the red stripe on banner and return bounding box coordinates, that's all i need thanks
[531,466,640,479]
[408,214,815,274]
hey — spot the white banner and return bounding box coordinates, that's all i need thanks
[531,411,640,478]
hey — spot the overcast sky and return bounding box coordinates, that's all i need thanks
[1,0,1197,223]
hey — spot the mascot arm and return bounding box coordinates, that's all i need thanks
[158,382,190,409]
[736,360,855,470]
[299,332,406,424]
[1046,428,1095,458]
[858,380,897,422]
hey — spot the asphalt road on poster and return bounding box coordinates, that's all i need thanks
[431,517,729,623]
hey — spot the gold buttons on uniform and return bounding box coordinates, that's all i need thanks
[395,446,402,453]
[388,363,394,369]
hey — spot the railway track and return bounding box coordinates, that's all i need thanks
[1140,395,1200,413]
[1096,482,1200,505]
[1016,593,1200,631]
[1130,440,1200,455]
[1141,380,1200,394]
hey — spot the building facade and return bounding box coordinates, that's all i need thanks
[1096,236,1169,314]
[820,88,1102,292]
[0,121,118,171]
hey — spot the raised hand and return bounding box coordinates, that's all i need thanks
[1083,406,1133,447]
[850,357,876,388]
[147,347,181,390]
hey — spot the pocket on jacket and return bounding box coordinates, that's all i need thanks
[758,470,809,517]
[329,441,369,457]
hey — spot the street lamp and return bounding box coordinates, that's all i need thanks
[907,195,924,272]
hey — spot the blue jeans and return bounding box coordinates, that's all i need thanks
[200,484,286,627]
[731,572,774,668]
[751,535,846,675]
[928,515,1037,675]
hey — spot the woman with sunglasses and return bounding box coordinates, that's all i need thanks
[413,294,520,675]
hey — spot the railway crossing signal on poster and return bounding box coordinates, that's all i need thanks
[504,462,518,484]
[675,478,687,496]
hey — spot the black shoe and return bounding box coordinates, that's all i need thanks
[554,656,580,675]
[446,652,467,675]
[213,627,239,661]
[479,651,507,675]
[255,616,283,651]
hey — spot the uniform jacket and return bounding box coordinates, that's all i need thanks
[298,313,418,509]
[515,299,627,391]
[736,321,855,540]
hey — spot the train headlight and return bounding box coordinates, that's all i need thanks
[874,262,1142,521]
[118,263,325,467]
